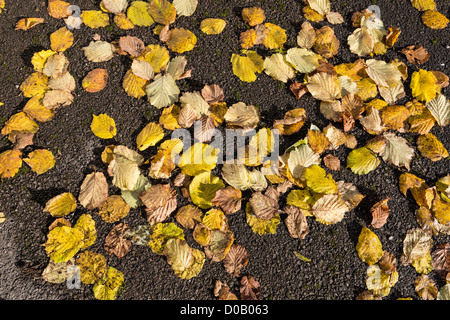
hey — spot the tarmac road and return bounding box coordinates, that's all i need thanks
[0,0,449,300]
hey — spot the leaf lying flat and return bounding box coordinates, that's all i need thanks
[146,74,180,109]
[223,243,249,277]
[23,149,55,174]
[379,132,414,170]
[417,133,449,162]
[164,238,205,280]
[92,267,124,300]
[311,194,348,225]
[231,51,264,83]
[356,227,384,265]
[44,192,77,217]
[173,0,198,16]
[346,147,380,175]
[426,94,450,126]
[306,72,341,102]
[78,172,109,210]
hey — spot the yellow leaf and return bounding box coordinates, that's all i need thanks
[307,129,330,154]
[200,18,227,35]
[122,69,148,99]
[1,112,39,137]
[82,68,109,93]
[411,0,436,11]
[380,105,410,131]
[92,266,124,300]
[136,122,164,151]
[74,214,97,250]
[50,27,73,52]
[166,28,197,53]
[0,150,22,179]
[76,251,107,284]
[47,0,71,19]
[24,149,55,174]
[417,133,449,161]
[159,105,181,130]
[313,26,340,58]
[242,7,265,26]
[303,5,325,22]
[44,192,77,217]
[114,13,135,30]
[15,17,44,31]
[148,0,176,25]
[231,51,264,83]
[411,69,441,102]
[262,23,287,50]
[137,44,170,73]
[45,226,84,263]
[356,78,378,101]
[304,164,338,194]
[81,10,110,28]
[239,29,257,49]
[91,114,117,139]
[347,147,380,175]
[178,142,219,176]
[127,1,154,27]
[20,72,49,98]
[421,10,449,29]
[31,50,57,72]
[356,227,384,265]
[23,96,55,123]
[189,172,225,209]
[97,195,130,223]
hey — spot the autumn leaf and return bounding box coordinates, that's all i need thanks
[231,51,264,83]
[105,223,132,259]
[356,227,384,265]
[15,17,44,31]
[370,198,390,229]
[76,251,107,285]
[23,149,55,174]
[81,69,108,93]
[97,195,130,223]
[417,133,449,161]
[200,18,226,35]
[45,226,84,263]
[78,172,109,210]
[240,275,261,300]
[92,267,124,300]
[44,192,77,217]
[91,114,117,139]
[242,7,265,26]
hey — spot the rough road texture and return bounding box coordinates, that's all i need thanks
[0,0,449,300]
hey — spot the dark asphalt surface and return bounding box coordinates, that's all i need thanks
[0,0,449,300]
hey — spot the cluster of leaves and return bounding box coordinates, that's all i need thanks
[1,0,450,300]
[409,0,449,29]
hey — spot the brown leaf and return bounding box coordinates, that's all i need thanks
[342,93,365,120]
[415,275,438,300]
[201,84,224,104]
[178,104,198,128]
[175,204,202,229]
[194,116,216,143]
[400,45,430,64]
[240,275,261,300]
[290,81,308,100]
[11,132,34,151]
[139,184,174,210]
[431,243,450,279]
[283,205,309,240]
[249,192,279,220]
[211,186,242,215]
[223,243,249,277]
[378,250,397,274]
[104,222,131,258]
[264,186,280,202]
[118,36,145,57]
[214,280,238,300]
[370,198,390,229]
[323,154,340,171]
[145,196,177,225]
[78,171,109,210]
[82,68,108,93]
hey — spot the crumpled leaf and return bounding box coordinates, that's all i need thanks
[223,243,249,277]
[242,7,265,26]
[92,267,124,300]
[42,258,76,284]
[400,45,430,64]
[245,202,280,235]
[214,281,238,300]
[73,214,97,250]
[421,10,449,29]
[400,228,433,265]
[44,226,84,263]
[370,198,390,229]
[105,222,132,258]
[240,275,261,300]
[15,17,44,31]
[284,205,309,239]
[76,251,107,285]
[97,195,130,223]
[163,238,205,280]
[415,274,438,300]
[417,133,449,162]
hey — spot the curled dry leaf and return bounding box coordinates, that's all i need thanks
[249,192,279,220]
[400,45,430,64]
[201,84,224,104]
[370,198,390,229]
[214,281,238,300]
[240,275,261,300]
[323,154,340,171]
[283,205,309,240]
[223,243,249,277]
[415,274,438,300]
[118,36,145,57]
[104,223,132,259]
